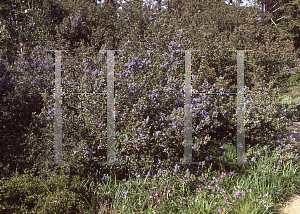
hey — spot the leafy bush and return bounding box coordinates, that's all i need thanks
[1,0,299,187]
[0,169,92,213]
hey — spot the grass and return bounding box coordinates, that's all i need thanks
[75,141,299,214]
[1,84,300,213]
[275,85,300,122]
[277,86,300,105]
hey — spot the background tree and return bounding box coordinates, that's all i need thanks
[271,0,300,58]
[0,0,72,66]
[103,0,118,8]
[253,0,300,58]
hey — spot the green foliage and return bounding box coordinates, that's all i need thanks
[0,169,92,213]
[0,0,70,66]
[0,1,300,213]
[1,0,298,177]
[51,0,124,54]
[0,2,299,212]
[278,0,300,50]
[257,0,300,58]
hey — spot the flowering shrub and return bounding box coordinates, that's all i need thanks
[1,0,299,184]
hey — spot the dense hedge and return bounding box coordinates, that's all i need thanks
[0,0,299,183]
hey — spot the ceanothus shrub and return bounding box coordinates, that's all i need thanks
[3,2,300,182]
[100,6,300,178]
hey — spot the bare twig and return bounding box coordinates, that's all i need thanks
[275,16,288,22]
[270,6,283,14]
[271,18,277,26]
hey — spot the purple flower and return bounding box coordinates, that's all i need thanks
[174,164,178,173]
[102,174,108,180]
